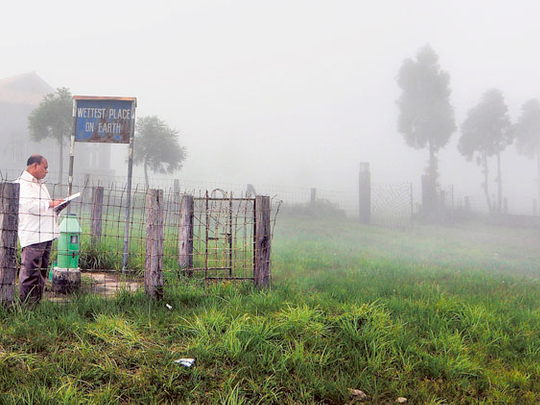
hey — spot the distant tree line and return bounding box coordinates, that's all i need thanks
[397,45,540,215]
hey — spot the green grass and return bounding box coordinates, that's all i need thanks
[2,216,540,403]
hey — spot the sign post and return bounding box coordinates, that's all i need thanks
[71,96,137,272]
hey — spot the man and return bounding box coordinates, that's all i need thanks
[15,154,64,304]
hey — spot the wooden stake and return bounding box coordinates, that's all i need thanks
[254,195,271,287]
[0,183,19,306]
[145,188,164,299]
[179,194,194,277]
[91,186,104,244]
[358,162,371,224]
[310,188,317,208]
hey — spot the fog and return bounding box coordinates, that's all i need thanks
[2,0,540,211]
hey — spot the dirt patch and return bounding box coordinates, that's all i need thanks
[83,272,141,296]
[46,271,142,300]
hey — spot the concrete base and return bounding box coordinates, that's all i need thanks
[52,268,81,294]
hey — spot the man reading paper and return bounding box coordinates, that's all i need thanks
[15,154,65,305]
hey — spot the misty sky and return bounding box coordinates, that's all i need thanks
[3,0,540,210]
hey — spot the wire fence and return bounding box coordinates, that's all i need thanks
[440,184,540,217]
[0,178,280,303]
[5,168,540,220]
[6,163,540,305]
[0,169,416,228]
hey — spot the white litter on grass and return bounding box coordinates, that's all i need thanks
[174,358,195,367]
[166,304,173,310]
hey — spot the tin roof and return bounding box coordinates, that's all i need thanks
[0,72,54,106]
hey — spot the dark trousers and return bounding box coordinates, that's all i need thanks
[19,240,52,304]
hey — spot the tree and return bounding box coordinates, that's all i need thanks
[133,116,187,187]
[458,89,512,213]
[27,87,72,184]
[514,99,540,204]
[396,44,456,209]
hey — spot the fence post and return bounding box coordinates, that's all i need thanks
[358,162,371,224]
[254,195,271,287]
[246,184,257,198]
[179,194,194,277]
[83,173,92,202]
[421,174,437,217]
[145,188,164,299]
[440,190,446,211]
[91,186,104,244]
[310,188,317,208]
[173,179,181,219]
[410,182,414,227]
[0,183,19,306]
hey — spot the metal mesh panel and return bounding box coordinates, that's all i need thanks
[191,193,256,281]
[371,183,413,228]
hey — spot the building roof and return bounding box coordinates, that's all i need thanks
[0,72,54,106]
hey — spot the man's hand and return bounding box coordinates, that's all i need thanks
[49,199,65,208]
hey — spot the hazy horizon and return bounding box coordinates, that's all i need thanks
[2,0,540,212]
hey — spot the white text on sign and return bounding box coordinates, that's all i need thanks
[77,108,131,120]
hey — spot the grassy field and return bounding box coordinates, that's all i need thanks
[0,215,539,403]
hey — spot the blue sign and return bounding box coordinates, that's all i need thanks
[74,98,135,143]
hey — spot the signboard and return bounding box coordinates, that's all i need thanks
[70,95,137,272]
[74,97,136,143]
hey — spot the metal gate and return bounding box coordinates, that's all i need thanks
[190,191,258,281]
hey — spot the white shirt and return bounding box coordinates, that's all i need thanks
[14,170,60,248]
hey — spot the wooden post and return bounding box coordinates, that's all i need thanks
[171,179,181,226]
[179,194,194,277]
[91,186,104,244]
[424,176,431,212]
[145,188,164,299]
[254,195,271,287]
[246,184,257,198]
[358,162,371,224]
[0,183,19,306]
[310,188,317,208]
[83,173,92,203]
[410,182,414,227]
[440,190,446,211]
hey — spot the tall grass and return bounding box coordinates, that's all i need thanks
[0,217,539,403]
